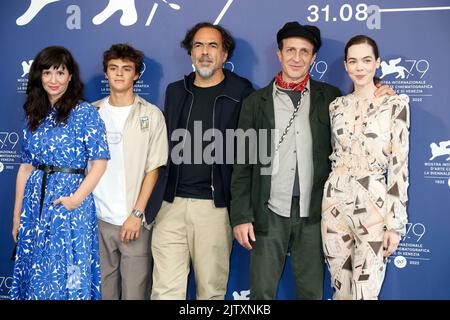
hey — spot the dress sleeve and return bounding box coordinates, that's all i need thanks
[328,97,341,165]
[20,123,33,164]
[385,97,410,235]
[82,104,110,161]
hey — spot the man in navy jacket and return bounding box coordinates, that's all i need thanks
[148,22,254,300]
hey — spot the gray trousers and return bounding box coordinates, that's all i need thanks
[250,198,324,300]
[98,219,153,300]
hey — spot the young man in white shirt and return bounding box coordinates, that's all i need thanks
[92,44,168,299]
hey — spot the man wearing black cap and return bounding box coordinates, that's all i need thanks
[230,21,391,299]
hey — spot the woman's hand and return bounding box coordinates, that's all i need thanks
[383,230,401,257]
[12,216,20,242]
[53,194,83,210]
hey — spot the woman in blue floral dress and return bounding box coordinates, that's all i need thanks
[10,46,110,300]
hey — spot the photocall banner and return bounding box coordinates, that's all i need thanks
[1,0,449,299]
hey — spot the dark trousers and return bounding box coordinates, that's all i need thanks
[250,197,324,300]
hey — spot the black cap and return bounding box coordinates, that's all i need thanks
[276,21,322,52]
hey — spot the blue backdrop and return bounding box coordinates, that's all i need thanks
[1,0,449,300]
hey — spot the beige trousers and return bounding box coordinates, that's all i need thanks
[321,172,388,300]
[151,197,232,300]
[98,219,153,300]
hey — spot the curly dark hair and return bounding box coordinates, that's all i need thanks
[180,22,235,60]
[102,43,144,77]
[24,46,85,132]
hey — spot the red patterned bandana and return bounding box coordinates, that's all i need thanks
[274,72,309,91]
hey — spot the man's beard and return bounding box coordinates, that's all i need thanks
[196,64,216,79]
[194,55,218,79]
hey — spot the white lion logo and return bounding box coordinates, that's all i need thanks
[429,140,450,161]
[21,60,33,77]
[16,0,60,26]
[380,58,411,79]
[92,0,137,26]
[232,289,250,300]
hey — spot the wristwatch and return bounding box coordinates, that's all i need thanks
[131,208,144,219]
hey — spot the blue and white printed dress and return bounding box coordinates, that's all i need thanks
[10,102,110,300]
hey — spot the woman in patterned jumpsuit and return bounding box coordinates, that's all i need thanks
[322,35,409,300]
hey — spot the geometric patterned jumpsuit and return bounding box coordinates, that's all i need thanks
[321,94,409,300]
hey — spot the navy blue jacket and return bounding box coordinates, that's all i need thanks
[145,69,254,223]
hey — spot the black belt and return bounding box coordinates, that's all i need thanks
[36,164,85,218]
[11,164,85,261]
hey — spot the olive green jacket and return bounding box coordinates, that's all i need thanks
[230,79,341,232]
